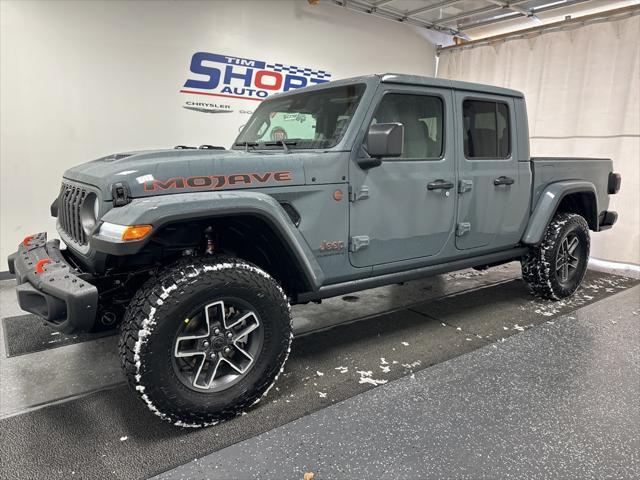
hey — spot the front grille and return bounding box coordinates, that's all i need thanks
[58,182,89,245]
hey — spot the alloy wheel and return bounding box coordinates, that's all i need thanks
[555,234,582,286]
[172,299,264,392]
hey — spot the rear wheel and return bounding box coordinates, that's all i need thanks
[521,212,590,300]
[119,256,292,427]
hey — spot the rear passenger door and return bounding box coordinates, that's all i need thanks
[454,93,529,251]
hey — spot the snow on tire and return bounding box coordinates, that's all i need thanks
[118,256,292,428]
[521,212,590,300]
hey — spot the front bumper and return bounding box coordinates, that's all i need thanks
[8,233,98,333]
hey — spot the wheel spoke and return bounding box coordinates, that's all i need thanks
[232,313,260,341]
[174,340,202,357]
[567,236,580,255]
[223,310,253,330]
[174,300,224,357]
[221,345,254,374]
[562,261,569,281]
[568,257,580,270]
[194,355,222,389]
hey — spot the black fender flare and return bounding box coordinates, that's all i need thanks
[91,191,324,290]
[522,181,597,245]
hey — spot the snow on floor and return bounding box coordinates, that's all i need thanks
[522,275,635,318]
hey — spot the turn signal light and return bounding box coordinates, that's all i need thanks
[122,225,153,241]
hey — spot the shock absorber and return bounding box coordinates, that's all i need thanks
[204,226,215,255]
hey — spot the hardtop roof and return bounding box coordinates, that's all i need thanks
[266,73,524,100]
[378,73,524,98]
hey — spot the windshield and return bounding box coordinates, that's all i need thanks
[234,84,365,150]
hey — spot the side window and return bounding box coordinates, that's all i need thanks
[463,100,511,159]
[370,93,444,159]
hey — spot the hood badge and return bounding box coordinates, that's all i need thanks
[112,182,132,207]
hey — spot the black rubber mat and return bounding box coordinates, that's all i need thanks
[2,314,117,357]
[0,271,637,480]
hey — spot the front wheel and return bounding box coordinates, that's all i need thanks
[521,212,590,300]
[119,257,292,427]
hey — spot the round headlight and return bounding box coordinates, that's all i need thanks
[80,192,99,235]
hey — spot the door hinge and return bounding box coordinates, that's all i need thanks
[458,179,473,194]
[456,223,471,237]
[349,235,370,252]
[349,185,369,202]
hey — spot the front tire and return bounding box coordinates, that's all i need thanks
[521,212,590,300]
[119,256,292,427]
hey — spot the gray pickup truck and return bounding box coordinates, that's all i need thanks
[8,73,620,427]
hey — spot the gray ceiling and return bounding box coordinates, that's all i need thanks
[329,0,599,38]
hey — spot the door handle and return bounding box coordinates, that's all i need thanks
[427,179,454,190]
[494,176,515,186]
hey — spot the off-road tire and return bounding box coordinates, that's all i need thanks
[118,256,292,427]
[521,212,590,300]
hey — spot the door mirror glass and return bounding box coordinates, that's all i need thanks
[367,122,404,158]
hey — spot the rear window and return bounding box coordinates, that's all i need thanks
[463,100,510,159]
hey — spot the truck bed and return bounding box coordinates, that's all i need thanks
[530,156,614,226]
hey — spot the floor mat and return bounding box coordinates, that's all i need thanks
[2,314,117,357]
[0,270,636,480]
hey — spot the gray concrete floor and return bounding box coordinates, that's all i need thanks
[156,285,640,480]
[0,263,520,418]
[0,262,637,480]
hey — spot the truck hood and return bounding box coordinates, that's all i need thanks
[63,149,306,200]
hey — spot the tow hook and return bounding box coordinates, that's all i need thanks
[35,258,51,274]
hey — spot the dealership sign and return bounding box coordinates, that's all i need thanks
[181,52,332,102]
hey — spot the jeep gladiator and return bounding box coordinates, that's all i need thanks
[8,74,620,427]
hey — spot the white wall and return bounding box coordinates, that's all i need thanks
[0,0,437,262]
[438,15,640,265]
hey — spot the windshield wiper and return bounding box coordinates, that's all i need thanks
[234,141,258,152]
[264,139,298,153]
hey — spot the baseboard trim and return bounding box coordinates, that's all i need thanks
[0,270,14,281]
[589,258,640,273]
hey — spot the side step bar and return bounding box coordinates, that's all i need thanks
[297,247,528,303]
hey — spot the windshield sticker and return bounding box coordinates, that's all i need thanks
[181,52,331,102]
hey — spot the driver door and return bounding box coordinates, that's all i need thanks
[348,86,456,268]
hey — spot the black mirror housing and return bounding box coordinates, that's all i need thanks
[367,122,404,159]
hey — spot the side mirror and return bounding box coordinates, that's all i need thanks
[358,123,404,169]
